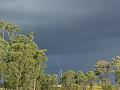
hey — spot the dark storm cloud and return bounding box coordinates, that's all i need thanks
[1,0,120,72]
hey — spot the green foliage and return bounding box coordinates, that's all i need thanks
[111,56,120,89]
[40,74,57,90]
[62,70,76,88]
[76,71,87,84]
[0,20,20,40]
[86,71,97,90]
[0,21,48,90]
[95,60,111,77]
[99,78,112,90]
[76,71,88,90]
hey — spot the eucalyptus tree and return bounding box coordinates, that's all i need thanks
[76,71,88,90]
[62,70,76,88]
[0,31,10,88]
[95,60,111,90]
[99,78,112,90]
[37,74,57,90]
[0,21,48,90]
[86,70,97,90]
[0,20,20,40]
[111,56,120,90]
[95,60,111,79]
[9,34,47,90]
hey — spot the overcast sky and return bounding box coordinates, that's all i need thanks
[0,0,120,73]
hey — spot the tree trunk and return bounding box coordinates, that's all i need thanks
[33,79,36,90]
[83,84,86,90]
[16,85,19,90]
[90,86,93,90]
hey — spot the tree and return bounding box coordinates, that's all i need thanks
[95,60,111,90]
[111,56,120,90]
[76,71,88,90]
[99,78,112,90]
[62,70,76,89]
[86,70,97,90]
[0,21,20,40]
[38,74,57,90]
[0,21,48,90]
[95,60,111,79]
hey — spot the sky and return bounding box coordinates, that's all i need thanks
[0,0,120,73]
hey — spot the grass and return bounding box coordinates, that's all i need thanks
[51,86,116,90]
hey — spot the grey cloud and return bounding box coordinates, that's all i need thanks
[1,0,120,72]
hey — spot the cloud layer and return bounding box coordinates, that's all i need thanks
[0,0,120,73]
